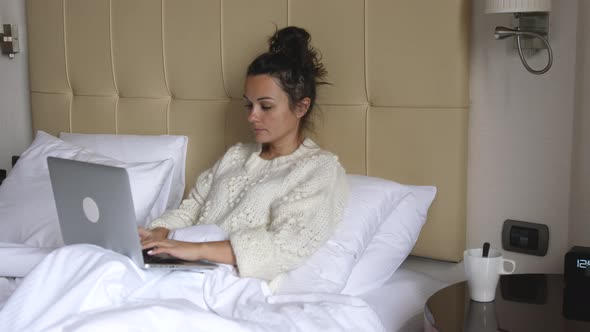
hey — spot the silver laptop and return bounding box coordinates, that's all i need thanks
[47,156,216,271]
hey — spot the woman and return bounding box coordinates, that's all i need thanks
[140,26,349,288]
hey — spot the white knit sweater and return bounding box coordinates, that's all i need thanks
[148,139,349,287]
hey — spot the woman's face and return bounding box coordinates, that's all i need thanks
[243,74,307,148]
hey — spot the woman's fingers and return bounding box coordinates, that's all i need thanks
[139,227,171,248]
[143,240,199,261]
[146,246,166,255]
[138,227,149,237]
[142,238,156,249]
[146,245,177,256]
[142,240,158,250]
[138,227,152,244]
[143,239,175,251]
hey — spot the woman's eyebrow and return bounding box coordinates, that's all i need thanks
[242,95,276,102]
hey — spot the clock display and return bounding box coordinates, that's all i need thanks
[565,246,590,282]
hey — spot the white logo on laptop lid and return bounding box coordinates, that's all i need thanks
[82,197,100,223]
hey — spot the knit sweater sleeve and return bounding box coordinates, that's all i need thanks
[148,160,220,230]
[229,154,349,281]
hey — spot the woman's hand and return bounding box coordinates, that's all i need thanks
[138,227,170,248]
[143,239,204,262]
[143,238,237,265]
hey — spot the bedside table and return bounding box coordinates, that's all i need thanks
[424,274,590,331]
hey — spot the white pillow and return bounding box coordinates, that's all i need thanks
[59,132,188,211]
[341,185,436,296]
[0,243,55,277]
[169,224,228,242]
[274,175,412,294]
[0,131,173,247]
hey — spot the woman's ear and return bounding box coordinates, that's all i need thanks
[295,98,311,118]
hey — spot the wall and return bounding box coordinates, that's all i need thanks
[0,0,31,172]
[467,1,578,274]
[569,2,590,247]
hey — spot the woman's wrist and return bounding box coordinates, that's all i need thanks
[198,240,236,265]
[195,241,211,261]
[193,242,206,261]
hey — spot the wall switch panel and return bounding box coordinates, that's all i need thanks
[502,219,549,256]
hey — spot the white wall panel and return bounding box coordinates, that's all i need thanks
[468,1,578,273]
[569,2,590,247]
[0,0,32,172]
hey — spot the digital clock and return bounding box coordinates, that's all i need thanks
[564,246,590,283]
[563,246,590,322]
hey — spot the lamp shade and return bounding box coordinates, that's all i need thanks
[485,0,551,14]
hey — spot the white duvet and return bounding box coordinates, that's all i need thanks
[0,244,385,332]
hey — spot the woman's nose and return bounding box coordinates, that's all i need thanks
[247,108,258,123]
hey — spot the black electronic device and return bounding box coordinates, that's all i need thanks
[564,246,590,283]
[563,287,590,322]
[563,246,590,322]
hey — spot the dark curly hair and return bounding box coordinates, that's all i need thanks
[246,26,328,136]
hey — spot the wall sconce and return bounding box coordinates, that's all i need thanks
[0,24,20,59]
[486,0,552,75]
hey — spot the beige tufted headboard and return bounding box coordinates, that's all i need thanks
[25,0,470,262]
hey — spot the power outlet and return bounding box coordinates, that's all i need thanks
[502,219,549,256]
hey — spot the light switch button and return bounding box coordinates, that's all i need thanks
[502,219,549,256]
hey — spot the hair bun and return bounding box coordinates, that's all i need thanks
[268,26,311,61]
[267,26,326,80]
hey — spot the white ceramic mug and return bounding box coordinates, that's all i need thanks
[464,248,516,302]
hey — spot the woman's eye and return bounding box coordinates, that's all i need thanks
[244,104,253,111]
[261,105,272,111]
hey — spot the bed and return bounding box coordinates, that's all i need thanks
[0,0,470,331]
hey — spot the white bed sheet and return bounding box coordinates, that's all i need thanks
[0,243,47,310]
[0,243,449,332]
[0,242,55,278]
[0,245,386,332]
[0,277,21,310]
